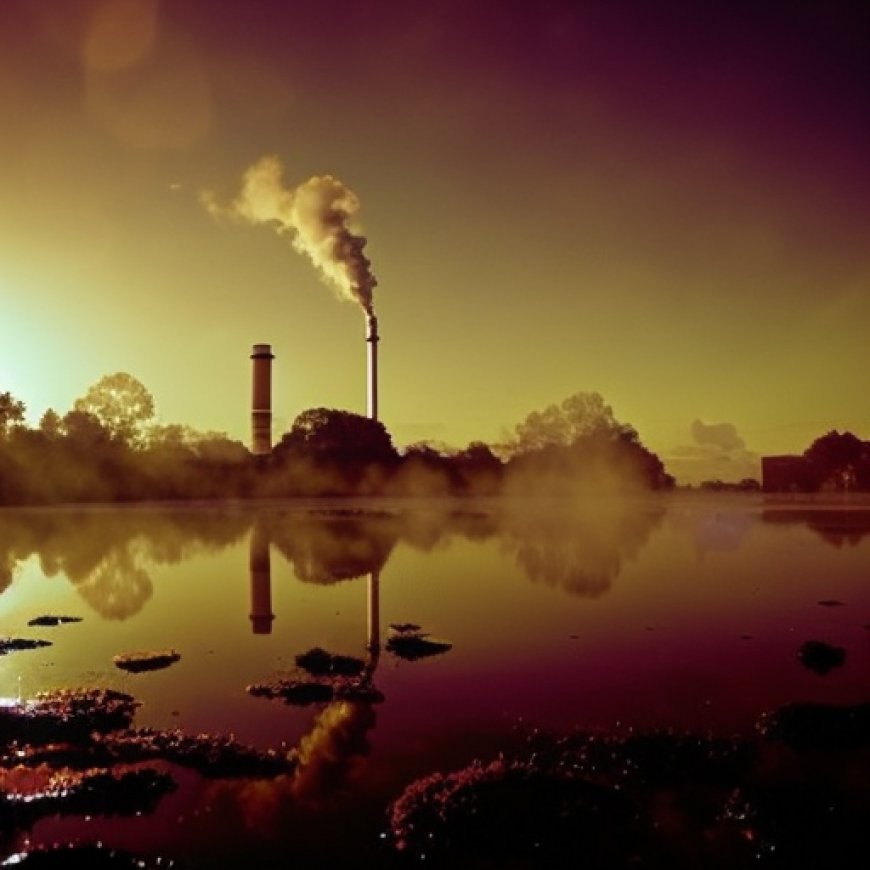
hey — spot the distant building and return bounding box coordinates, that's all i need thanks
[761,455,812,492]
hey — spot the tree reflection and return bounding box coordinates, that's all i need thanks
[0,508,251,618]
[71,544,153,620]
[267,511,399,584]
[1,501,666,618]
[762,508,870,548]
[499,500,664,598]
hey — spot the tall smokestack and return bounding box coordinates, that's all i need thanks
[366,315,379,421]
[250,343,274,455]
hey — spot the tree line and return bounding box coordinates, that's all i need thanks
[792,430,870,492]
[0,374,673,505]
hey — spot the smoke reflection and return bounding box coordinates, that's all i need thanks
[207,698,378,834]
[291,701,377,805]
[0,553,15,595]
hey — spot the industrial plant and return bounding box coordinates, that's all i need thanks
[250,312,380,454]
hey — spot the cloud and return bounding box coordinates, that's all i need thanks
[666,420,759,485]
[691,419,745,451]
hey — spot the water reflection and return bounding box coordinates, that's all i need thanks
[248,520,274,634]
[266,511,397,584]
[291,700,377,806]
[0,553,14,594]
[669,505,755,556]
[0,508,250,619]
[367,570,380,653]
[762,507,870,548]
[73,544,153,620]
[1,499,667,623]
[226,551,383,822]
[211,698,378,832]
[499,500,665,598]
[5,497,870,866]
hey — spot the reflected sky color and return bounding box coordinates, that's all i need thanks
[0,1,868,482]
[1,496,870,861]
[2,497,869,732]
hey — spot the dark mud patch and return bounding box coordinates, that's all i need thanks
[0,766,175,833]
[0,638,51,655]
[797,640,846,675]
[388,729,755,868]
[0,689,138,745]
[0,685,299,851]
[390,758,639,867]
[3,728,294,779]
[386,635,452,660]
[0,844,178,868]
[113,649,181,673]
[722,779,870,870]
[295,647,366,677]
[0,685,300,862]
[817,599,845,607]
[389,707,870,869]
[757,700,870,750]
[247,676,384,706]
[26,615,83,627]
[386,625,452,661]
[94,729,296,778]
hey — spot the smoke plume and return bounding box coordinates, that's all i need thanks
[203,155,377,315]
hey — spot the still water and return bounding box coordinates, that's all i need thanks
[1,495,869,866]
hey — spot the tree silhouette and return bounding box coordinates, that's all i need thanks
[512,392,636,453]
[803,430,867,491]
[0,391,26,438]
[276,408,398,467]
[74,372,155,448]
[39,408,62,439]
[451,442,504,495]
[61,409,112,448]
[506,391,672,492]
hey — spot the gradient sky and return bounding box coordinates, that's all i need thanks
[1,0,868,483]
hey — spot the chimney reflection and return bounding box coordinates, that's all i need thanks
[249,521,274,634]
[367,569,380,654]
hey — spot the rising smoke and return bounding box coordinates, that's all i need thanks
[202,155,377,315]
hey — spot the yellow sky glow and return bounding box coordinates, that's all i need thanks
[1,0,868,484]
